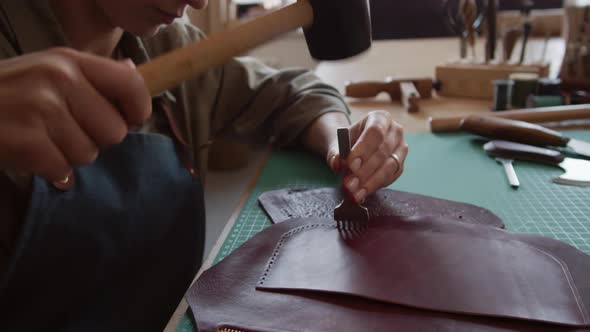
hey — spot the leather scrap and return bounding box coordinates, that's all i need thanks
[188,216,590,332]
[259,188,504,228]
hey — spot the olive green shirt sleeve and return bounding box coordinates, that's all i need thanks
[212,56,351,147]
[144,22,351,150]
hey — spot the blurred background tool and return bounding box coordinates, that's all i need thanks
[527,95,565,107]
[435,62,548,99]
[493,157,520,188]
[485,0,498,62]
[509,72,539,108]
[483,140,590,186]
[502,28,522,62]
[444,0,485,59]
[572,90,590,104]
[400,82,421,113]
[518,0,535,64]
[526,77,565,108]
[333,128,369,231]
[537,77,562,95]
[463,0,479,59]
[345,77,436,100]
[559,0,590,92]
[345,77,437,113]
[430,104,590,133]
[461,115,590,158]
[492,79,514,111]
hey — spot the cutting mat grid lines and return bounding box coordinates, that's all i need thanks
[177,131,590,332]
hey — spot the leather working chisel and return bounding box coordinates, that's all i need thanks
[333,128,369,231]
[461,115,590,158]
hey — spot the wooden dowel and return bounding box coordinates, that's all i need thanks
[429,104,590,132]
[138,0,313,96]
[400,82,420,113]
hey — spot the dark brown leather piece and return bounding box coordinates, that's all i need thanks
[188,216,590,332]
[258,188,505,228]
[257,224,588,326]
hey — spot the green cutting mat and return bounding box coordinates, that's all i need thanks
[176,130,590,332]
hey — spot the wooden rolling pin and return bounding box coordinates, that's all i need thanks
[429,104,590,132]
[138,1,313,96]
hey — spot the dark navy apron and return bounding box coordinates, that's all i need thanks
[0,132,205,331]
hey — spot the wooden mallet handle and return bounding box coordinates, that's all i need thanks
[138,0,313,96]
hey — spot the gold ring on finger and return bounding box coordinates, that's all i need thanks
[390,153,401,175]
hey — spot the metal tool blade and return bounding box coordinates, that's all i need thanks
[568,139,590,159]
[495,158,520,188]
[334,128,369,231]
[554,158,590,186]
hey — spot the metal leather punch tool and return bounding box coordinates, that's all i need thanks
[333,128,369,233]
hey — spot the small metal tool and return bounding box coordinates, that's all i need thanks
[443,0,485,60]
[518,0,534,64]
[333,128,369,232]
[485,0,498,62]
[495,158,520,188]
[485,140,590,187]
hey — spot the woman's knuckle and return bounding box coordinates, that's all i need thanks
[33,88,66,120]
[36,56,80,89]
[100,123,127,147]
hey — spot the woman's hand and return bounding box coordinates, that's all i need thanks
[0,47,151,182]
[327,110,408,203]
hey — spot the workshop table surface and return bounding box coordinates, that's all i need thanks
[173,129,590,332]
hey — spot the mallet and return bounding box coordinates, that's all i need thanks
[138,0,372,96]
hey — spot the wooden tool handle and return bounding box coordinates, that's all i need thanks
[430,104,590,132]
[400,82,420,113]
[138,0,313,96]
[502,28,521,62]
[463,0,477,47]
[483,140,565,165]
[345,78,434,101]
[461,115,570,147]
[345,81,398,99]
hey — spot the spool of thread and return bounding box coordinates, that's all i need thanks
[509,73,539,108]
[536,78,562,96]
[492,79,514,111]
[571,90,590,105]
[526,95,564,108]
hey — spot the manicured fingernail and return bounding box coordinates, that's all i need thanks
[354,189,367,203]
[346,177,359,192]
[350,158,362,172]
